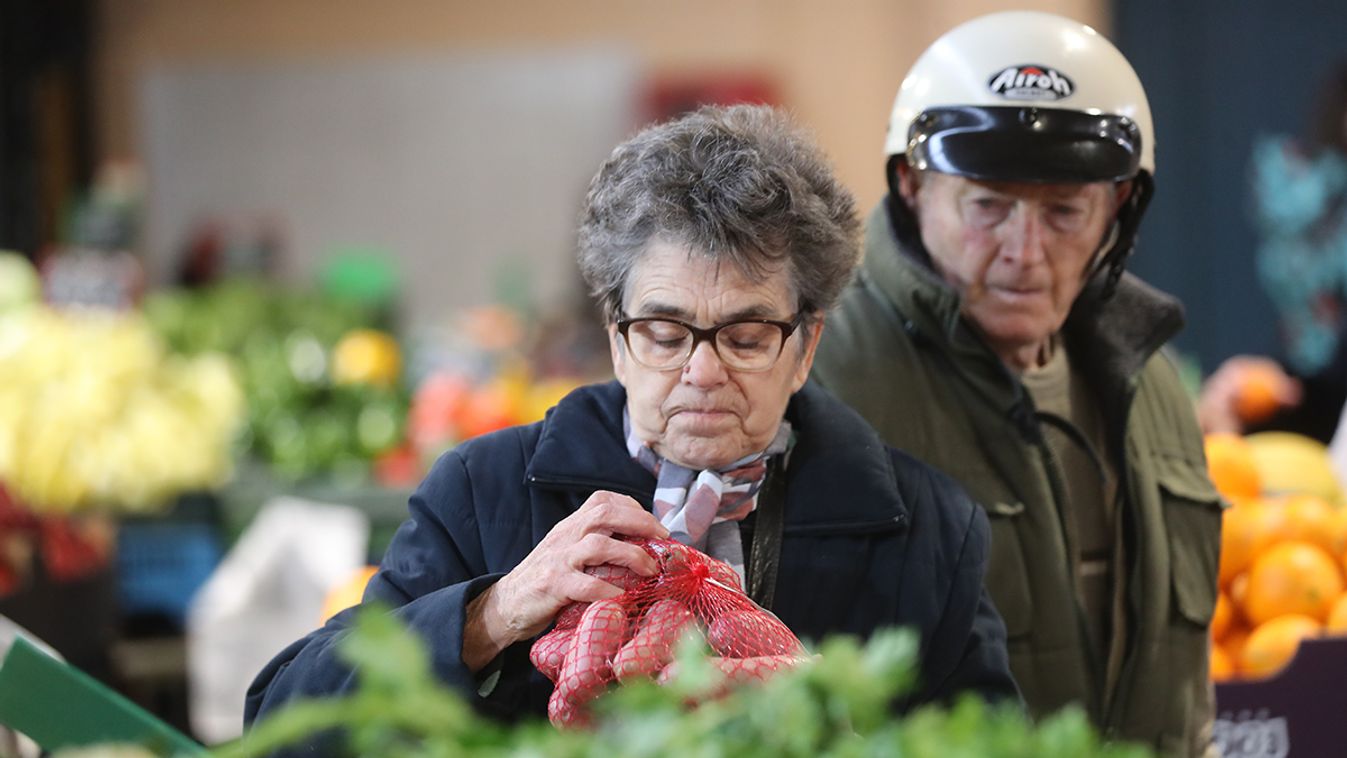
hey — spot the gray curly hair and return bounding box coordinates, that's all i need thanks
[577,104,861,324]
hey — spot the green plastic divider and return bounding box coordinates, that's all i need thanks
[0,636,204,755]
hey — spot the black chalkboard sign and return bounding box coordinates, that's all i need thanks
[1214,636,1347,757]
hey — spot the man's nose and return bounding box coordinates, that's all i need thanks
[682,338,728,386]
[998,205,1048,267]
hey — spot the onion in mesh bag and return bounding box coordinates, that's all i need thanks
[532,537,806,727]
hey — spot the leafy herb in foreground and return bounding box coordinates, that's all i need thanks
[217,606,1153,758]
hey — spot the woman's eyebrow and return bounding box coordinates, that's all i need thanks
[629,301,693,319]
[630,301,782,322]
[723,303,782,320]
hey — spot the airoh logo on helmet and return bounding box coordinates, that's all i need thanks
[987,64,1074,101]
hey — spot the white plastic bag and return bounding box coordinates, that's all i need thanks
[1330,401,1347,490]
[185,497,368,744]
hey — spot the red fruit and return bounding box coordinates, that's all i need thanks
[530,626,575,683]
[372,443,421,488]
[409,372,471,444]
[456,384,518,440]
[584,563,646,594]
[656,654,800,693]
[548,686,588,728]
[554,601,589,630]
[704,558,743,592]
[707,609,803,658]
[550,599,628,726]
[612,599,696,682]
[710,654,800,683]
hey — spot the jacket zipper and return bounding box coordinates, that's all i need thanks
[1100,377,1141,738]
[880,251,1170,738]
[1026,415,1108,724]
[901,306,1108,716]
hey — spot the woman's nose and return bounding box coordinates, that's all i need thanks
[681,339,728,386]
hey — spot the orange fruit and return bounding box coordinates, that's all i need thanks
[1210,643,1235,682]
[1325,592,1347,635]
[319,565,379,624]
[1243,541,1345,624]
[1234,363,1288,424]
[1270,494,1338,555]
[1211,591,1234,641]
[1239,614,1321,679]
[1219,500,1286,587]
[1329,507,1347,559]
[1224,623,1251,668]
[1205,433,1262,501]
[1327,594,1347,635]
[1228,572,1250,614]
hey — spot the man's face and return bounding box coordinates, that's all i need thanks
[610,240,820,471]
[900,168,1129,369]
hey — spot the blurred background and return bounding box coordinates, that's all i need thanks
[1,0,1345,748]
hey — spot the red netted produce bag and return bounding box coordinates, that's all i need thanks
[530,537,807,727]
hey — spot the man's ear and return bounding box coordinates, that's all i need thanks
[1112,179,1135,214]
[896,160,922,207]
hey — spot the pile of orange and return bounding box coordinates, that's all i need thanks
[1206,434,1347,682]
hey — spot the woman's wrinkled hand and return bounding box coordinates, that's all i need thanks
[462,491,667,671]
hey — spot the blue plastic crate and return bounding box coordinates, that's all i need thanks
[116,520,222,627]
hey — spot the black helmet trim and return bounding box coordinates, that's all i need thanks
[907,105,1143,184]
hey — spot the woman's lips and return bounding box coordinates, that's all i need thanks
[668,407,736,429]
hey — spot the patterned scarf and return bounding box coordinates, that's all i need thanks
[625,409,791,584]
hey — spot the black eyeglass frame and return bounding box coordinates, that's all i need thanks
[614,312,805,372]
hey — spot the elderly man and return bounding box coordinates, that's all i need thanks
[245,104,1016,733]
[813,11,1222,757]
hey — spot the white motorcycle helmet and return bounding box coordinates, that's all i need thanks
[885,11,1154,295]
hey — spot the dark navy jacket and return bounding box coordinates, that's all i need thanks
[245,380,1017,727]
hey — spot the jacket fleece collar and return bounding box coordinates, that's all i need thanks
[526,380,908,530]
[860,200,1185,400]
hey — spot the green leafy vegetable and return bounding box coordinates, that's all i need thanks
[215,606,1154,758]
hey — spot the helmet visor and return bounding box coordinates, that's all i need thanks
[907,106,1143,183]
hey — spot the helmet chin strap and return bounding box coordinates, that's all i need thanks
[1093,171,1154,300]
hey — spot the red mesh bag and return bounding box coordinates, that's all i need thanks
[530,537,806,728]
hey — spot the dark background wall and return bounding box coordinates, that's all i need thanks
[1113,0,1347,373]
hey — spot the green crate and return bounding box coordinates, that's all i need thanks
[0,636,204,756]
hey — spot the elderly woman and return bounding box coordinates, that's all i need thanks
[246,105,1017,727]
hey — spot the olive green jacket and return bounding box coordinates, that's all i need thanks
[813,203,1223,757]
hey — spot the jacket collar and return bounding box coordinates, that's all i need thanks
[861,200,1185,397]
[526,380,908,529]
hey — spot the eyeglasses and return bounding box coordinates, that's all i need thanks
[615,313,804,372]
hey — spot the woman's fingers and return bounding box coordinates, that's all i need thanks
[496,490,669,638]
[572,532,658,577]
[565,572,629,604]
[579,491,670,541]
